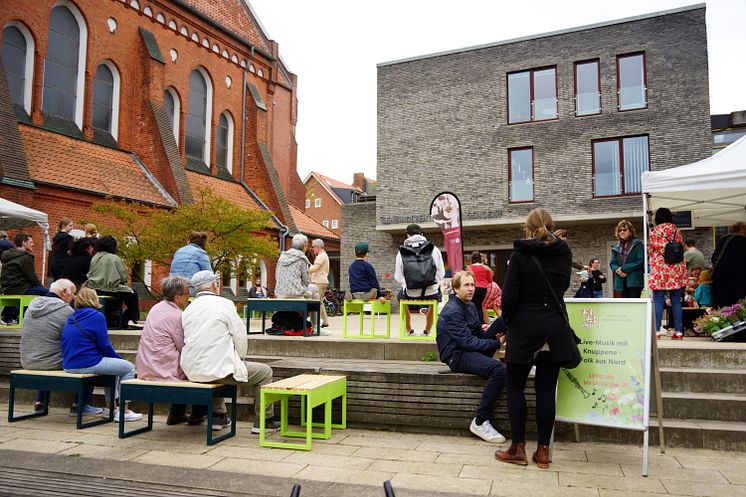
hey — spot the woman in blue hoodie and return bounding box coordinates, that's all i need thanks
[62,288,141,421]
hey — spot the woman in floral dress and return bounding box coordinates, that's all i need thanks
[648,208,687,339]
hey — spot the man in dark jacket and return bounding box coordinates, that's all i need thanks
[436,270,506,443]
[1,233,47,323]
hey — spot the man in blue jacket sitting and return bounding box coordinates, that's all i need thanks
[437,270,507,443]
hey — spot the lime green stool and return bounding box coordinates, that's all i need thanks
[399,299,439,341]
[259,374,347,451]
[343,300,391,339]
[0,295,38,329]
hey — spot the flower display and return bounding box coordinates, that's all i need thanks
[694,299,746,336]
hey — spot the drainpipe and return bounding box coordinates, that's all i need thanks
[240,65,289,251]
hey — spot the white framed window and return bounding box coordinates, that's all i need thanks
[185,67,213,164]
[305,199,310,208]
[216,111,234,173]
[314,198,321,208]
[164,87,180,144]
[331,219,338,229]
[42,2,88,128]
[2,22,35,114]
[91,61,120,139]
[322,220,329,228]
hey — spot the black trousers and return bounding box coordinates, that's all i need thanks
[472,287,487,324]
[506,352,560,445]
[98,290,140,325]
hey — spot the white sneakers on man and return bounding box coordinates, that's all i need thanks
[469,418,506,443]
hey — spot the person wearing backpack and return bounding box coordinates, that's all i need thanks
[394,224,445,336]
[648,208,687,340]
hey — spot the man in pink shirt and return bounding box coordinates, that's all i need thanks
[135,275,196,425]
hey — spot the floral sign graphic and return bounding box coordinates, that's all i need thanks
[556,300,652,431]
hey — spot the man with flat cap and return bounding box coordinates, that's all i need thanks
[347,242,386,302]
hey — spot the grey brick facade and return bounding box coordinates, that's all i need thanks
[342,6,712,299]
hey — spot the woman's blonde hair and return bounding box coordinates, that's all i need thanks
[75,287,101,309]
[525,208,555,242]
[614,219,637,240]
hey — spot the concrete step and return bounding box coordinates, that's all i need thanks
[662,392,746,422]
[658,343,746,369]
[660,367,746,394]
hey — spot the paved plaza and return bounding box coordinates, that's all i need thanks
[1,404,745,497]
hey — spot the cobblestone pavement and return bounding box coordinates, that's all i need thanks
[1,408,745,497]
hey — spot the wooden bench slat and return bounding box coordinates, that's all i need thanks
[263,374,345,391]
[11,369,100,378]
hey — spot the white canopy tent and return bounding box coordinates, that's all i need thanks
[641,135,746,228]
[0,198,51,285]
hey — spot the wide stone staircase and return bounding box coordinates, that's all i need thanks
[1,329,745,449]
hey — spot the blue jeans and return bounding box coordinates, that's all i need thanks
[65,357,135,401]
[593,290,604,298]
[653,288,683,332]
[1,285,48,321]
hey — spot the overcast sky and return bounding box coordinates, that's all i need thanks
[248,0,746,182]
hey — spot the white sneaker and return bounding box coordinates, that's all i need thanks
[469,418,506,443]
[114,409,143,422]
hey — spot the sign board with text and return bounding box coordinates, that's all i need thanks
[555,298,652,431]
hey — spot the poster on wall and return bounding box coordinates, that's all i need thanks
[555,298,655,474]
[430,192,463,274]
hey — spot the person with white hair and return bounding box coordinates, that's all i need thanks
[308,238,330,327]
[20,279,103,416]
[180,270,278,433]
[274,234,318,300]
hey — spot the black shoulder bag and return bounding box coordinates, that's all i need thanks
[529,255,582,369]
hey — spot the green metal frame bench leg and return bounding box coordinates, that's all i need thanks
[399,299,439,341]
[8,371,116,429]
[343,300,391,339]
[259,376,346,451]
[0,295,38,329]
[119,381,237,446]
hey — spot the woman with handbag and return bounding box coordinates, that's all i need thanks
[496,208,572,470]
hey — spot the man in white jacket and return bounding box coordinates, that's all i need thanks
[181,270,278,433]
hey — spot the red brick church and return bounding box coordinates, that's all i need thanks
[0,0,338,298]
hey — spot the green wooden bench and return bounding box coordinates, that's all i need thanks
[0,295,38,329]
[259,374,346,450]
[8,369,115,428]
[119,379,237,446]
[343,300,391,339]
[399,299,439,341]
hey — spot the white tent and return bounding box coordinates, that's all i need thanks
[0,197,51,284]
[641,135,746,228]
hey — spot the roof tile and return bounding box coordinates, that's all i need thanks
[289,205,339,241]
[186,171,263,211]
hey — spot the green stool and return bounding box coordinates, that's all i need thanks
[0,295,38,329]
[399,299,439,341]
[343,300,391,339]
[259,374,347,451]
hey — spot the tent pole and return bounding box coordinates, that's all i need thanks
[642,193,650,278]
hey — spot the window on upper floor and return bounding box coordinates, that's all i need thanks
[314,198,321,208]
[508,67,557,124]
[617,53,647,111]
[331,219,338,229]
[593,135,649,197]
[2,23,34,114]
[92,62,120,139]
[185,68,212,165]
[216,112,234,173]
[164,87,180,144]
[305,199,310,209]
[43,3,87,127]
[575,60,600,116]
[322,220,329,228]
[509,147,534,203]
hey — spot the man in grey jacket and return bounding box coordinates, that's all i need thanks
[19,279,102,416]
[274,234,319,299]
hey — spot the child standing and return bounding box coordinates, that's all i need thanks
[694,270,713,308]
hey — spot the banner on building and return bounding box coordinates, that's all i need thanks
[430,192,463,274]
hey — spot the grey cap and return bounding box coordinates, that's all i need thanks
[191,270,218,288]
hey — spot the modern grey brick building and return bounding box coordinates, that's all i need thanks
[342,4,712,296]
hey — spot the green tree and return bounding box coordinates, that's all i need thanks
[89,189,277,280]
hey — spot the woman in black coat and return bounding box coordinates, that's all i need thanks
[496,208,571,470]
[51,218,74,280]
[711,222,746,308]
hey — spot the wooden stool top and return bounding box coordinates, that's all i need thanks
[11,369,99,378]
[263,374,345,391]
[121,379,224,389]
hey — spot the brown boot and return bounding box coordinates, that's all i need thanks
[495,441,528,466]
[532,444,550,469]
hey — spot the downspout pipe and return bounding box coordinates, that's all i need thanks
[240,66,289,251]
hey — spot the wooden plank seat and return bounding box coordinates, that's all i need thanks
[9,369,116,429]
[0,295,38,329]
[246,298,321,336]
[259,374,346,450]
[119,379,237,446]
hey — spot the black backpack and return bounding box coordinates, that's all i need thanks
[663,229,684,264]
[399,241,437,296]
